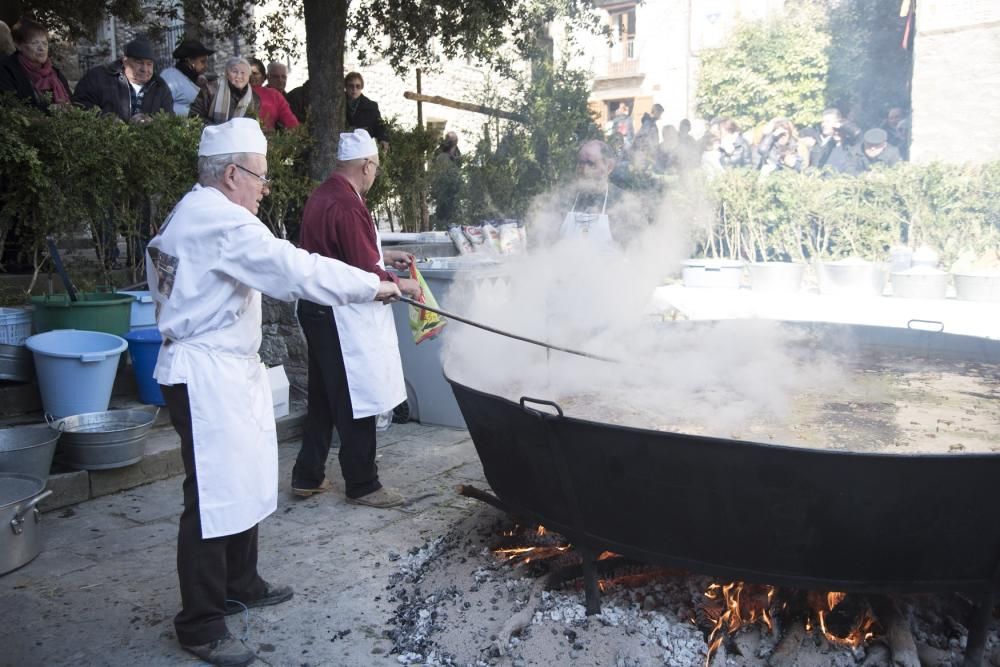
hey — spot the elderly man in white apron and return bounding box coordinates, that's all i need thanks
[291,129,422,507]
[146,118,401,667]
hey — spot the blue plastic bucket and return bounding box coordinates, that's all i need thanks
[123,328,165,406]
[117,291,156,330]
[25,330,127,418]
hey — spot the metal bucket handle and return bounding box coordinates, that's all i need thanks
[10,490,52,535]
[44,414,67,432]
[519,396,564,418]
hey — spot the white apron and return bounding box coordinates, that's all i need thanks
[332,225,407,419]
[558,188,613,245]
[159,294,278,539]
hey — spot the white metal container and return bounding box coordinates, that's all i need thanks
[890,267,949,299]
[953,272,1000,302]
[816,260,887,297]
[748,262,805,293]
[681,259,744,289]
[0,308,32,346]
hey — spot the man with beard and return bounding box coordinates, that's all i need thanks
[160,39,214,117]
[556,139,637,247]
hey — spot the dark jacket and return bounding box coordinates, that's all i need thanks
[285,81,308,123]
[0,51,71,112]
[346,94,387,143]
[72,61,173,121]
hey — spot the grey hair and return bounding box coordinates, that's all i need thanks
[224,56,250,71]
[198,152,255,185]
[267,61,286,74]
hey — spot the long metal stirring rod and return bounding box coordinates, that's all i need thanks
[396,296,619,363]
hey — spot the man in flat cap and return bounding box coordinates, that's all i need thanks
[147,119,401,666]
[291,129,420,507]
[161,39,215,116]
[73,37,173,122]
[860,127,901,170]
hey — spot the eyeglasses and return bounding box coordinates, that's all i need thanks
[234,163,271,187]
[364,159,382,177]
[24,39,48,48]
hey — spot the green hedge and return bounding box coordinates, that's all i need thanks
[682,163,1000,268]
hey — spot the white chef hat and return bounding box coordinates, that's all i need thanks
[198,118,267,157]
[338,129,378,161]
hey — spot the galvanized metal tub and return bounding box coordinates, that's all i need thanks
[48,408,157,470]
[816,261,887,297]
[953,272,1000,302]
[0,425,59,480]
[891,269,949,299]
[748,262,805,293]
[0,343,33,383]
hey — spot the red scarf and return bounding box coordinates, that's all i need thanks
[18,53,70,105]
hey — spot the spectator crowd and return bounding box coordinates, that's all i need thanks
[607,101,910,184]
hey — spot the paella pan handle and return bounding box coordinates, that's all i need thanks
[907,319,945,333]
[519,397,564,418]
[10,490,53,535]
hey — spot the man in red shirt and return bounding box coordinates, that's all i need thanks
[292,129,420,507]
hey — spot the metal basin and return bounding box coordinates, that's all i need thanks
[816,261,887,296]
[0,343,34,383]
[749,262,805,293]
[48,408,157,470]
[0,424,59,480]
[953,272,1000,302]
[891,269,949,299]
[448,321,1000,595]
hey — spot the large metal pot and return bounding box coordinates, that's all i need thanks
[0,473,52,576]
[49,408,157,470]
[0,425,60,480]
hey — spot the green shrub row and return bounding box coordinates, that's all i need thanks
[676,164,1000,269]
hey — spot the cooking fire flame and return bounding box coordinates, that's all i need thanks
[700,583,877,666]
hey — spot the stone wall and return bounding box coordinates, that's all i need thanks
[910,6,1000,164]
[259,296,308,395]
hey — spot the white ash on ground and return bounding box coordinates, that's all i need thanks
[383,505,1000,667]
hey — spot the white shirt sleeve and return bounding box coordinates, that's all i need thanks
[218,219,379,305]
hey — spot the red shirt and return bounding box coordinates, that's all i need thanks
[253,85,299,131]
[298,173,397,283]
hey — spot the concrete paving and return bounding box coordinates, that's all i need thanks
[0,421,487,667]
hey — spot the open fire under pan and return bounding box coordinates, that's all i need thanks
[447,321,1000,666]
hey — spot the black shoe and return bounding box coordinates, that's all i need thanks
[181,632,255,666]
[225,581,294,616]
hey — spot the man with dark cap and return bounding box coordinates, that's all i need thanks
[161,39,214,116]
[860,127,901,170]
[73,37,173,122]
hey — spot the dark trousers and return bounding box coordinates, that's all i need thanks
[162,383,268,646]
[292,300,381,499]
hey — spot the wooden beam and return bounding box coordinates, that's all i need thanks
[403,91,529,124]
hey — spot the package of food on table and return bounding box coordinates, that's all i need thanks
[498,221,523,255]
[408,265,447,344]
[481,222,502,254]
[449,225,474,255]
[463,225,487,253]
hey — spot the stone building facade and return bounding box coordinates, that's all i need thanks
[910,0,1000,164]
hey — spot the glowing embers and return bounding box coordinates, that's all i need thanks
[493,524,573,565]
[698,583,878,666]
